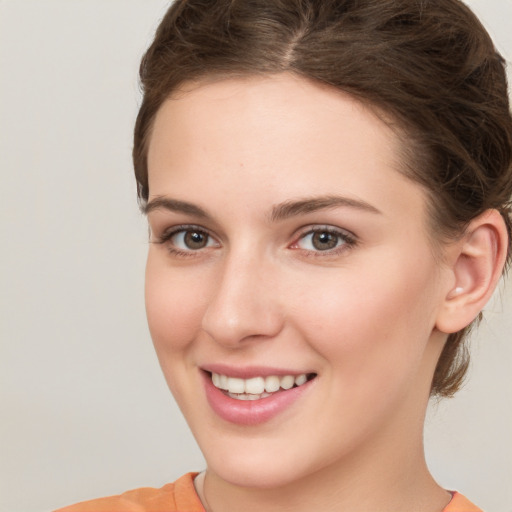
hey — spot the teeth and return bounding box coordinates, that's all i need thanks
[227,392,271,400]
[264,375,280,393]
[211,372,310,395]
[280,375,295,390]
[227,377,245,394]
[219,374,229,390]
[245,377,265,394]
[295,374,307,386]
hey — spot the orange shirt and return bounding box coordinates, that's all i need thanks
[53,472,482,512]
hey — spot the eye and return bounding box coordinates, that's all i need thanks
[292,227,355,253]
[169,228,217,251]
[153,225,220,255]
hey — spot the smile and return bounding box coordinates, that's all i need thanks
[211,372,310,400]
[203,369,317,424]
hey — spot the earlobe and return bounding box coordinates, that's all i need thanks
[436,209,508,334]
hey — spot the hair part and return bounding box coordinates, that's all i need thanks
[134,0,512,397]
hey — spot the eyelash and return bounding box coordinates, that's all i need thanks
[152,225,218,258]
[152,225,357,258]
[291,226,357,258]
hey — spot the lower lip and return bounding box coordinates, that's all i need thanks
[202,372,314,426]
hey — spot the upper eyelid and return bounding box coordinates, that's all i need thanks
[160,223,354,236]
[147,210,223,236]
[158,224,215,239]
[293,224,356,239]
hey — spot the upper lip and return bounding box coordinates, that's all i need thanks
[201,364,315,379]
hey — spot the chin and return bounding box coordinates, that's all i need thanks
[210,459,306,489]
[199,433,326,490]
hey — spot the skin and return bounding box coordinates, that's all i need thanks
[144,73,464,512]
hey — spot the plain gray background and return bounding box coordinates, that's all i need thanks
[0,1,511,511]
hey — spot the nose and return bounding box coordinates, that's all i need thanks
[201,251,284,348]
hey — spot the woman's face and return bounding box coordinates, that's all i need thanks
[145,74,450,488]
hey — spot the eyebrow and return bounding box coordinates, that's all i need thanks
[142,194,381,220]
[142,197,210,218]
[269,195,381,222]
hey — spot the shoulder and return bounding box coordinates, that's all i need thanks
[53,472,204,512]
[443,492,483,512]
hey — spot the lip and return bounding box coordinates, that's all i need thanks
[201,369,316,426]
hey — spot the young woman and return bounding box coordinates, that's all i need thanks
[56,0,512,510]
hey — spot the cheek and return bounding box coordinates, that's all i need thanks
[292,250,439,380]
[144,254,210,409]
[144,252,207,353]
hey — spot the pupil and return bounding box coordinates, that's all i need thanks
[185,231,206,249]
[312,231,337,250]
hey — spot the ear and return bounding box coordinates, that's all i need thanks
[436,209,509,334]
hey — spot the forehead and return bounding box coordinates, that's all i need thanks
[152,73,393,149]
[147,73,428,230]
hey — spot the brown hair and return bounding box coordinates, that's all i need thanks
[133,0,512,397]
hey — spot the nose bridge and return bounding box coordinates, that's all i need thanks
[201,245,282,347]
